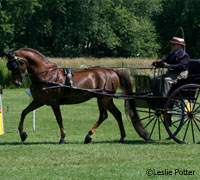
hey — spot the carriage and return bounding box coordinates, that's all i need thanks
[124,59,200,144]
[4,48,200,144]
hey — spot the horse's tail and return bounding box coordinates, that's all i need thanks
[115,70,149,140]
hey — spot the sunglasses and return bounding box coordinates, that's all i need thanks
[172,44,177,47]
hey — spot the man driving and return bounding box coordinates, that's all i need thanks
[152,37,190,97]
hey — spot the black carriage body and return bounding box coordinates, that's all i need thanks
[170,60,200,92]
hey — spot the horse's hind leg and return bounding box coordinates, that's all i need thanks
[19,100,43,142]
[107,100,126,143]
[51,105,66,144]
[84,98,109,144]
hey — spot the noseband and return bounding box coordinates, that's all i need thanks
[6,53,26,81]
[7,58,20,70]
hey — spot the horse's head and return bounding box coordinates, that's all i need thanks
[4,51,28,86]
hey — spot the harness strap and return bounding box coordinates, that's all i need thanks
[47,66,58,82]
[55,69,60,82]
[103,69,115,94]
[63,68,73,86]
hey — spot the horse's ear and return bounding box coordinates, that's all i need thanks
[3,51,15,59]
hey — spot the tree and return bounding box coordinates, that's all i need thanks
[0,0,162,57]
[82,0,160,57]
[0,1,14,53]
[155,0,200,58]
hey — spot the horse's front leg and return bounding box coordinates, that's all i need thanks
[84,98,108,144]
[19,100,43,142]
[51,105,66,144]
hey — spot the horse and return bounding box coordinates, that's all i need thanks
[4,48,148,144]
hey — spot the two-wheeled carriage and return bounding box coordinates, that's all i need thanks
[128,59,200,144]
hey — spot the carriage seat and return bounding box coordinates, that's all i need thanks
[170,59,200,92]
[188,59,200,78]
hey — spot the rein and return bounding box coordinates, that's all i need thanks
[8,54,154,87]
[23,66,154,78]
[27,67,58,77]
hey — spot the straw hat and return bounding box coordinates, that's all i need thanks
[170,37,185,45]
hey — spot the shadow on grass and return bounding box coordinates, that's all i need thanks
[0,139,175,146]
[0,142,58,146]
[91,139,175,145]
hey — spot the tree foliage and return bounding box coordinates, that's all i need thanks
[0,0,200,58]
[155,0,200,58]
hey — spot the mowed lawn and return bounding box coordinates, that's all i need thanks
[0,88,199,180]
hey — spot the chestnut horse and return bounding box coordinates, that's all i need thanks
[4,48,147,144]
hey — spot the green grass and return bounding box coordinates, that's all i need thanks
[0,89,200,179]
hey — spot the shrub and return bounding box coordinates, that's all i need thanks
[0,58,31,88]
[0,59,12,88]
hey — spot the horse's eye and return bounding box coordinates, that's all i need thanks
[19,61,25,66]
[7,61,19,70]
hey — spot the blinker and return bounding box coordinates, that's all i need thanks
[7,61,19,71]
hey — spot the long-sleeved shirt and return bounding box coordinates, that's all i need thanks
[164,48,190,72]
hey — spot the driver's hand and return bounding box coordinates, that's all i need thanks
[152,61,157,67]
[162,62,169,68]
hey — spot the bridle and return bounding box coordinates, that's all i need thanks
[6,54,25,81]
[5,52,61,84]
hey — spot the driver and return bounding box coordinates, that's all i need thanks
[152,37,190,97]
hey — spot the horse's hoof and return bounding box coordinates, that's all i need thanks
[20,132,28,142]
[59,139,66,144]
[84,136,92,144]
[119,138,124,143]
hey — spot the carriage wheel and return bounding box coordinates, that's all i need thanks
[136,107,176,141]
[164,84,200,144]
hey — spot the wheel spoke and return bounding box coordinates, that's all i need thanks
[140,114,154,121]
[192,88,200,111]
[170,117,184,129]
[158,117,161,140]
[137,109,154,114]
[173,109,184,113]
[183,118,191,142]
[193,118,200,132]
[193,105,200,114]
[194,117,200,123]
[149,117,158,139]
[191,119,195,143]
[169,112,183,116]
[188,89,192,111]
[144,116,156,128]
[180,95,190,112]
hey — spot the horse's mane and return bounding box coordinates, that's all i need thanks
[17,48,55,66]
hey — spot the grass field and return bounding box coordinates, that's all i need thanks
[49,57,155,77]
[0,88,200,180]
[49,57,154,68]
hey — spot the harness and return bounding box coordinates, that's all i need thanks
[5,52,116,94]
[103,69,115,94]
